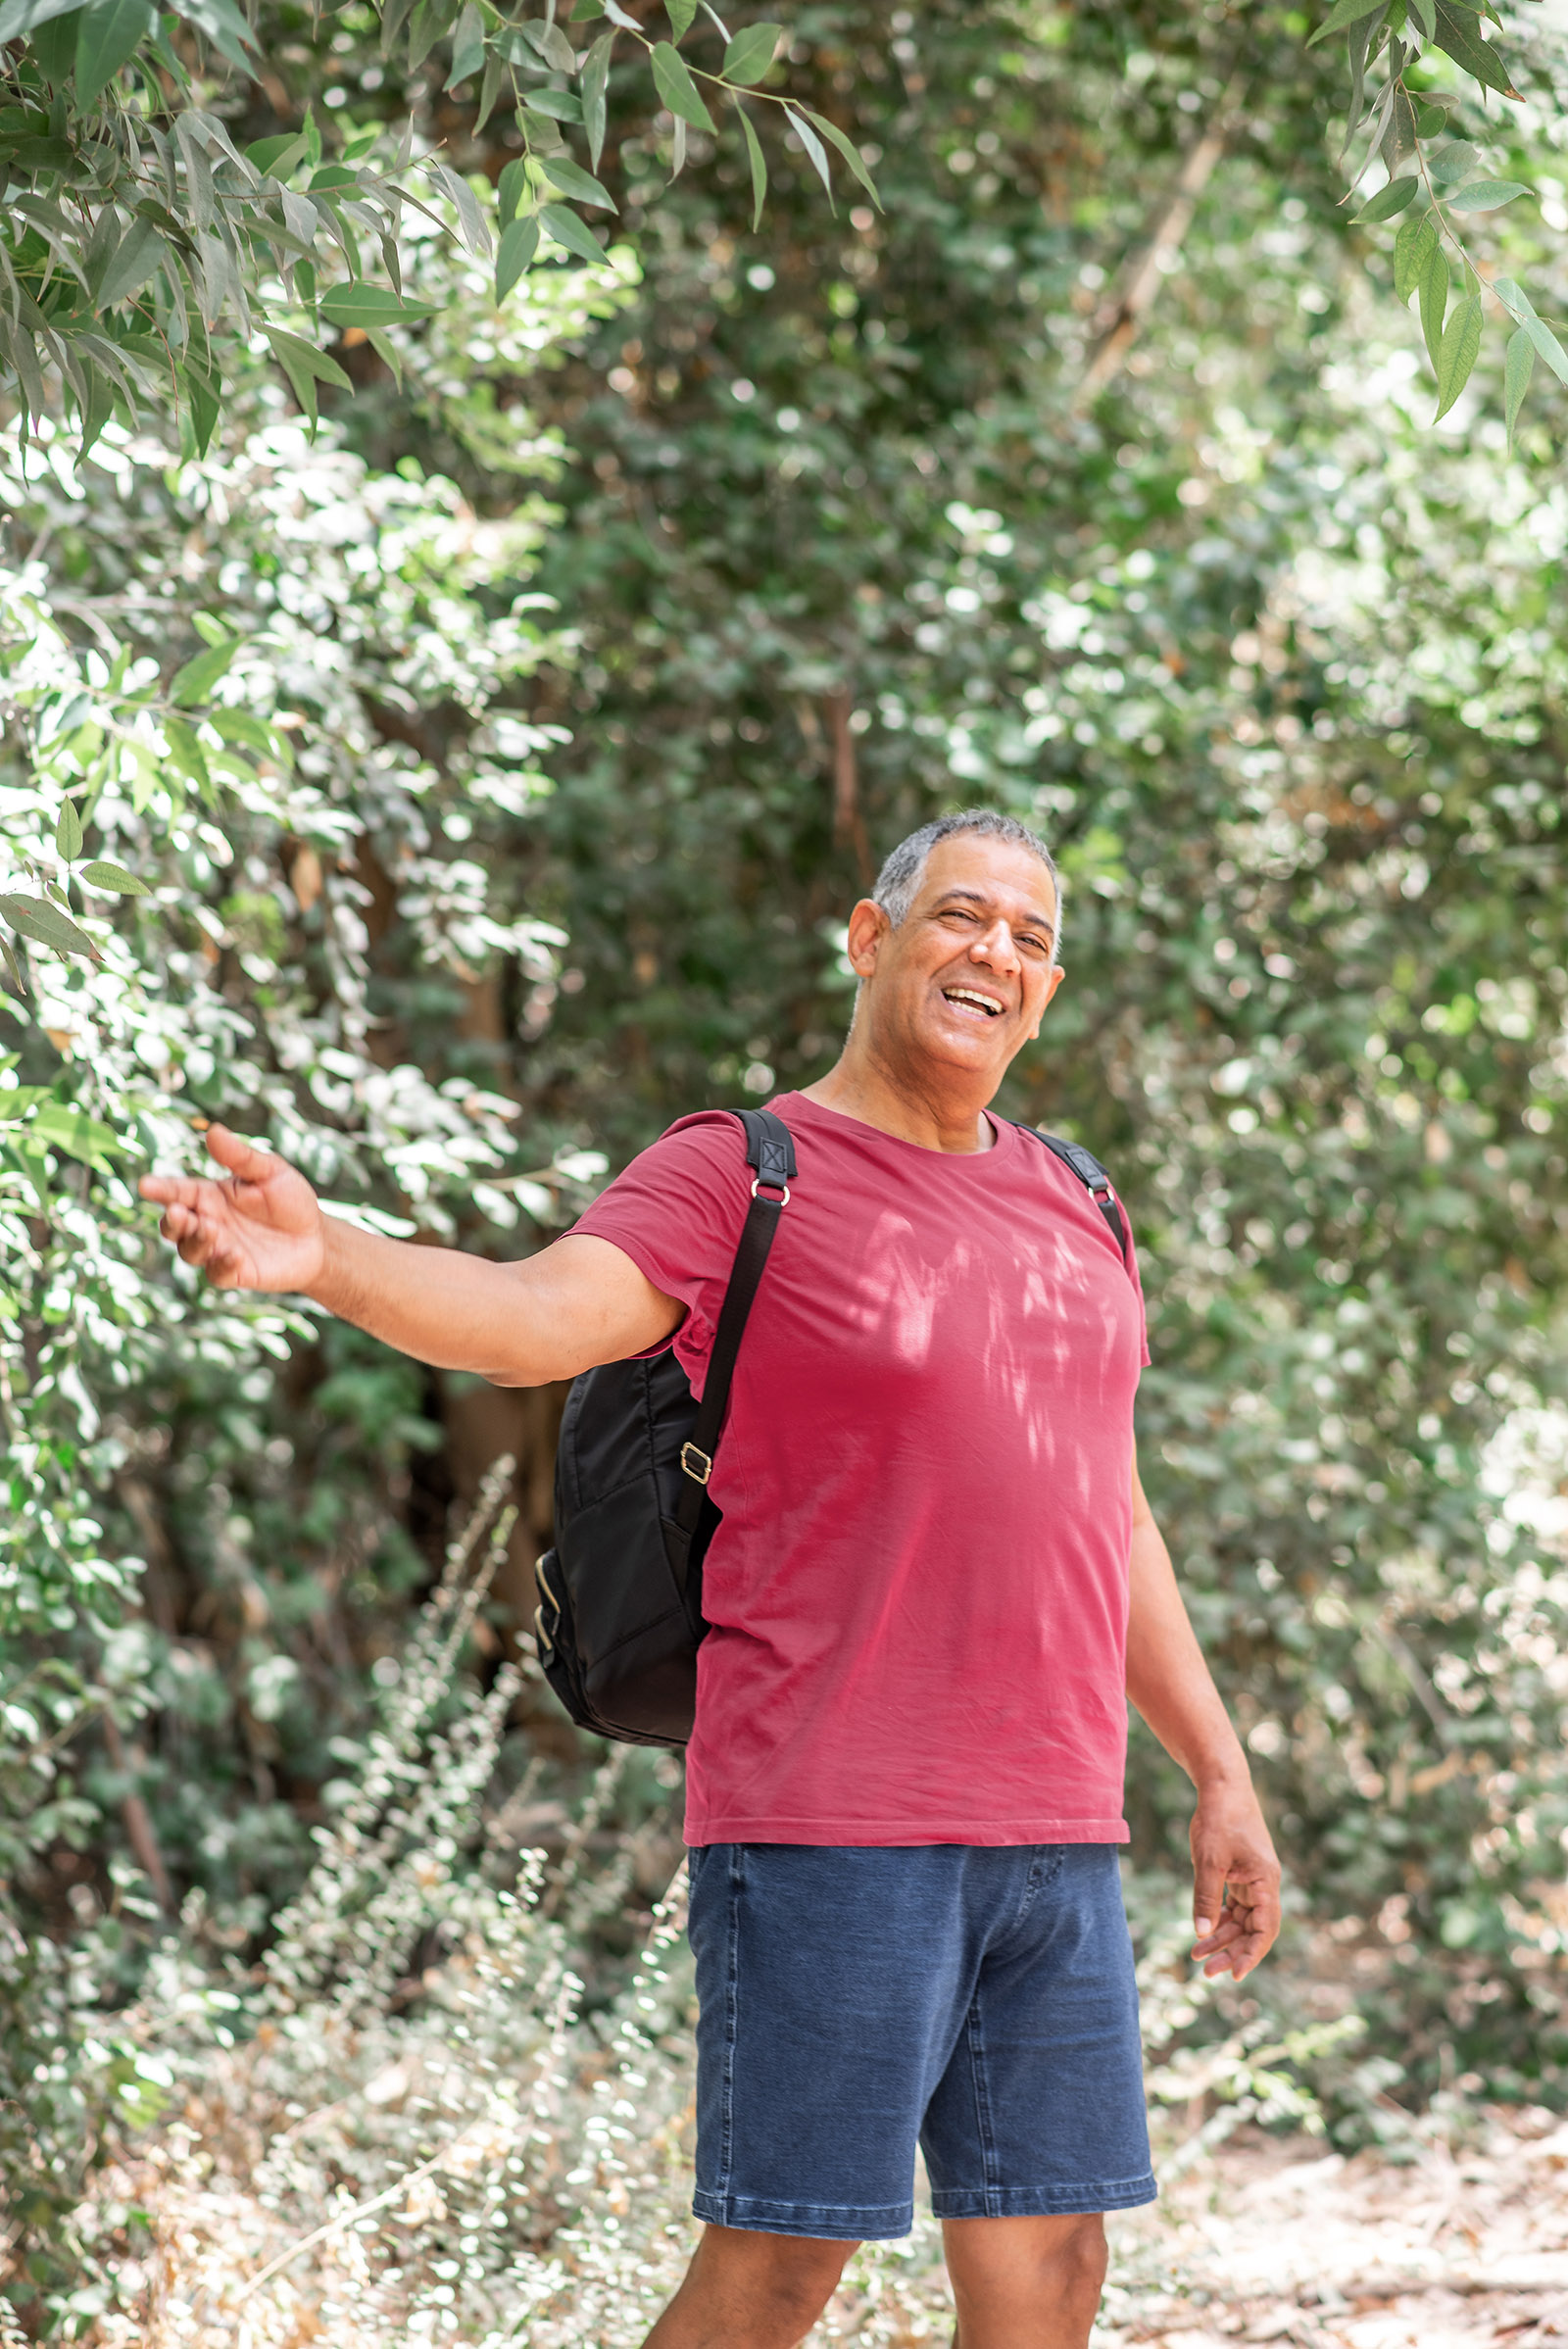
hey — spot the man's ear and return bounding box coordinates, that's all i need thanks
[844,897,889,979]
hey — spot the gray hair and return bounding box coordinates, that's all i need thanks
[871,809,1062,961]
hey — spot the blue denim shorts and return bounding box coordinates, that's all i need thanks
[687,1840,1155,2241]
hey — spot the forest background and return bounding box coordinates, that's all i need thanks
[8,0,1568,2337]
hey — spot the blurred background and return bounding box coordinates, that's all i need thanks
[7,0,1568,2337]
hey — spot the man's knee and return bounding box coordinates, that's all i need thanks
[688,2223,856,2334]
[1046,2214,1108,2307]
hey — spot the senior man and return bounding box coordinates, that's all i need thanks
[143,807,1280,2349]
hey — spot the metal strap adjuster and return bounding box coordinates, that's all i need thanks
[750,1176,790,1204]
[680,1441,712,1485]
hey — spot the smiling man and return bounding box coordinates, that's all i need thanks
[142,807,1279,2349]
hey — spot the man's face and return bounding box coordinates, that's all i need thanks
[849,834,1066,1091]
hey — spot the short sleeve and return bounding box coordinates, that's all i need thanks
[1120,1210,1152,1370]
[564,1111,756,1391]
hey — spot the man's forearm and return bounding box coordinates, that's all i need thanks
[308,1214,544,1379]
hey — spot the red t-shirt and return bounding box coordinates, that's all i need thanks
[568,1093,1150,1846]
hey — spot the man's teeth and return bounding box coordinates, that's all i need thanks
[944,988,1002,1015]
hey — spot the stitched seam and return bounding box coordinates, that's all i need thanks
[1003,1842,1064,1944]
[964,1999,1002,2218]
[717,1844,743,2200]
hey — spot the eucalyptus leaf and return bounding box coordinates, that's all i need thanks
[55,801,83,860]
[541,153,617,211]
[1430,0,1519,100]
[0,894,100,960]
[1418,239,1448,368]
[1433,286,1481,419]
[737,100,766,230]
[1393,213,1436,301]
[1504,325,1534,454]
[1353,174,1418,222]
[651,40,716,131]
[495,214,540,300]
[1445,178,1531,214]
[785,107,833,206]
[582,30,613,169]
[721,18,778,81]
[77,859,149,896]
[1524,316,1568,387]
[1306,0,1388,47]
[538,201,608,266]
[667,0,696,38]
[168,636,239,706]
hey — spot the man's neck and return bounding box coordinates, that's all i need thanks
[800,1047,996,1155]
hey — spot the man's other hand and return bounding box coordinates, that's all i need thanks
[1190,1783,1282,1982]
[139,1124,326,1294]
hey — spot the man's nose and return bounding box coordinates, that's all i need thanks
[970,920,1021,970]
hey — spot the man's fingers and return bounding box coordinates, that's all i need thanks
[140,1173,211,1209]
[204,1122,275,1183]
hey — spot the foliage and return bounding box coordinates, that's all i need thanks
[0,0,880,459]
[7,0,1568,2329]
[1314,0,1568,438]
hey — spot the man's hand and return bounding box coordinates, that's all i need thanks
[1190,1779,1281,1982]
[139,1124,327,1294]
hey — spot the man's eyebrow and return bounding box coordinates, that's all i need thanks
[933,886,1056,939]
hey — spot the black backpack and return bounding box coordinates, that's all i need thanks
[532,1107,1128,1748]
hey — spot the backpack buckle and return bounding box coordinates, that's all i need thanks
[680,1441,712,1485]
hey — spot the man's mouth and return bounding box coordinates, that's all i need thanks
[941,986,1005,1020]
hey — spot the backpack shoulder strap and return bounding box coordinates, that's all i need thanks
[670,1107,796,1541]
[1015,1124,1130,1265]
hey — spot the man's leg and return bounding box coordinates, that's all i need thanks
[643,2223,857,2349]
[943,2212,1108,2349]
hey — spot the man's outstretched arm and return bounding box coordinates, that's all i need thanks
[139,1123,682,1385]
[1124,1451,1282,1982]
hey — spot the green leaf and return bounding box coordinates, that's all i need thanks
[651,39,715,131]
[1426,140,1476,184]
[445,0,483,87]
[737,99,766,229]
[0,1088,48,1122]
[308,164,362,192]
[495,213,540,300]
[1431,0,1519,100]
[525,86,583,120]
[170,0,256,70]
[31,1101,123,1165]
[0,0,79,43]
[806,110,881,207]
[1394,213,1437,300]
[265,326,353,435]
[1492,275,1535,323]
[55,801,83,860]
[1306,0,1387,47]
[247,130,307,177]
[74,0,153,106]
[519,15,575,68]
[1354,173,1418,222]
[538,202,608,267]
[365,327,403,385]
[31,7,81,86]
[0,894,100,960]
[1523,316,1568,387]
[318,281,438,326]
[77,859,149,895]
[498,156,531,226]
[181,358,220,460]
[541,152,617,210]
[666,0,695,37]
[784,107,832,206]
[1413,100,1447,135]
[720,19,779,82]
[1418,238,1448,367]
[96,219,167,308]
[162,711,211,787]
[169,635,239,706]
[1433,286,1482,418]
[1408,0,1435,34]
[582,28,612,169]
[1445,178,1531,213]
[1505,325,1534,453]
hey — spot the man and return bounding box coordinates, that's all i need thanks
[143,808,1280,2349]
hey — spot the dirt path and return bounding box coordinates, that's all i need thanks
[1093,2112,1568,2348]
